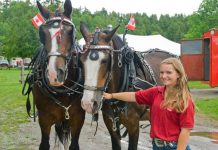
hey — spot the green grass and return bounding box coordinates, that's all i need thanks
[188,81,211,89]
[0,69,30,145]
[195,98,218,120]
[188,81,217,120]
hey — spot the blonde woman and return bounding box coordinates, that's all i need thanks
[103,57,194,150]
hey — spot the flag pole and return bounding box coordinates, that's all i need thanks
[123,28,128,45]
[123,15,135,44]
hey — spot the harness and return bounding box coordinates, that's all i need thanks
[103,46,155,132]
[133,51,157,89]
[80,29,154,133]
[22,17,83,121]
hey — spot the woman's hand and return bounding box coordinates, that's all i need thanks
[103,92,136,102]
[103,92,113,99]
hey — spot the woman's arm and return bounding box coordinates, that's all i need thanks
[103,92,136,102]
[176,128,191,150]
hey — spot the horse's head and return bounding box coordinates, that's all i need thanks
[37,0,76,86]
[79,22,119,114]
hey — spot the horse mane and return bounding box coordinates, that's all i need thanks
[54,7,63,17]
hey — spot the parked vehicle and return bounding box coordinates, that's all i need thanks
[0,59,9,68]
[10,57,23,67]
[23,57,31,67]
[10,57,17,68]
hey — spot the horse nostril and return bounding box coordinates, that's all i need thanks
[92,101,98,113]
[57,68,65,82]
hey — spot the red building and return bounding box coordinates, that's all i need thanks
[181,29,218,87]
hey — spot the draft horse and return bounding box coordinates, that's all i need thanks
[79,22,177,150]
[23,1,85,149]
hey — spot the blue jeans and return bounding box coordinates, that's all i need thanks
[152,141,191,150]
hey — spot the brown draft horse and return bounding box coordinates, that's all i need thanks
[23,1,85,149]
[79,22,177,150]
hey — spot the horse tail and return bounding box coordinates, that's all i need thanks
[55,121,71,148]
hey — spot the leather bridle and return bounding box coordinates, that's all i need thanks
[82,44,114,93]
[80,30,117,93]
[40,17,76,81]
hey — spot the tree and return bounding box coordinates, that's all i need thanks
[185,0,218,38]
[1,1,38,58]
[0,0,207,58]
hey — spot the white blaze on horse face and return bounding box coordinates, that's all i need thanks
[81,51,106,113]
[47,28,60,86]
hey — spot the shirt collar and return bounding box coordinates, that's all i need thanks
[157,86,166,96]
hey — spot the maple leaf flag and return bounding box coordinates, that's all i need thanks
[32,13,45,29]
[126,15,136,31]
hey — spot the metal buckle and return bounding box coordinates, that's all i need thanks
[154,138,165,147]
[153,138,176,148]
[168,142,174,147]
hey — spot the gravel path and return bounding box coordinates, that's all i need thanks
[11,112,218,150]
[1,88,217,150]
[190,88,218,99]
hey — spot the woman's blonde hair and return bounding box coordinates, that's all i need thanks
[160,57,192,113]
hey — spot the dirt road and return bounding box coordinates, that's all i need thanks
[1,88,218,150]
[13,112,218,150]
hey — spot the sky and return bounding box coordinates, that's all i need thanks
[71,0,203,17]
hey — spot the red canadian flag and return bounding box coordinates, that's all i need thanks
[126,15,136,31]
[31,13,45,29]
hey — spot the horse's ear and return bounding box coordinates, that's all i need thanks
[80,21,90,42]
[63,0,72,18]
[37,0,50,19]
[105,24,120,42]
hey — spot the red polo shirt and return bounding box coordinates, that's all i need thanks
[135,86,194,141]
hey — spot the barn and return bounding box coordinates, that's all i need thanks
[181,29,218,87]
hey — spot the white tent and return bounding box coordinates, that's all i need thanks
[119,34,181,56]
[78,34,181,56]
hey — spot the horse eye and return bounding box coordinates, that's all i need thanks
[101,59,107,64]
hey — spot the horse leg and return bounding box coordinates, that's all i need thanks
[102,110,121,150]
[127,124,139,150]
[39,131,50,150]
[124,112,140,150]
[38,113,53,150]
[69,109,85,150]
